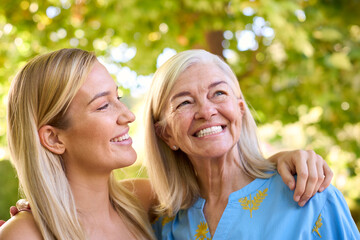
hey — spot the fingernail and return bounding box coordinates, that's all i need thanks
[319,187,324,192]
[299,201,306,207]
[288,182,294,190]
[294,195,300,202]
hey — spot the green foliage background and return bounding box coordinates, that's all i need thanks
[0,0,359,229]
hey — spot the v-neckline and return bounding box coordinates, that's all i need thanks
[194,177,268,239]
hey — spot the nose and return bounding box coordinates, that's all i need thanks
[194,99,217,120]
[116,101,135,124]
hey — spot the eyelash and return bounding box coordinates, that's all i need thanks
[176,100,191,109]
[214,90,226,96]
[97,104,109,111]
[97,96,122,111]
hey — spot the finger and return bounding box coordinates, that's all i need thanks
[293,152,308,202]
[0,220,6,227]
[10,206,19,217]
[319,161,333,192]
[277,161,296,190]
[298,151,318,206]
[312,155,325,195]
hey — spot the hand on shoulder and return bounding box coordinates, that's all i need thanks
[120,178,158,213]
[0,211,42,240]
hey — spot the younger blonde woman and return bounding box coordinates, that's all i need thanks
[0,49,155,239]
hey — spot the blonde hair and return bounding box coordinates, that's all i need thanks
[7,48,154,239]
[144,49,275,216]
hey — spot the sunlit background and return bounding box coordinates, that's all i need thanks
[0,0,359,229]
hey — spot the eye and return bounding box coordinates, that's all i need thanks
[97,103,109,111]
[214,91,226,96]
[176,100,191,109]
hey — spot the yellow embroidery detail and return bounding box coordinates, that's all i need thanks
[161,216,175,226]
[312,214,323,237]
[238,188,268,218]
[194,221,211,240]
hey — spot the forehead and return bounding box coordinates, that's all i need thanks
[78,61,115,96]
[69,61,116,109]
[172,62,237,93]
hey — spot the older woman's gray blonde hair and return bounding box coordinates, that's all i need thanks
[144,49,275,216]
[7,48,154,239]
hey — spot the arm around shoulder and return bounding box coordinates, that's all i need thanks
[120,178,158,214]
[0,211,42,240]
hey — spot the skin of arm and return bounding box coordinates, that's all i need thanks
[120,178,158,221]
[120,150,333,215]
[0,211,42,240]
[121,150,334,216]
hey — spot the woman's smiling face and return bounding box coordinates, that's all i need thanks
[60,61,137,176]
[159,62,245,160]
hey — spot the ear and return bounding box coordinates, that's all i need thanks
[38,125,66,155]
[154,122,176,149]
[238,98,245,115]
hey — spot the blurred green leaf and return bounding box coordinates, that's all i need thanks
[328,52,353,71]
[0,160,18,221]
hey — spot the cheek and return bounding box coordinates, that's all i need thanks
[220,101,243,134]
[172,109,193,125]
[71,117,112,142]
[221,101,241,120]
[168,113,192,139]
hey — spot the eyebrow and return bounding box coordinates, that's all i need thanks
[87,86,118,105]
[170,81,228,102]
[209,80,228,89]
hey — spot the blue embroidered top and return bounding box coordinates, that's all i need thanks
[152,173,360,240]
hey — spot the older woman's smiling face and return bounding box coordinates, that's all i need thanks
[159,63,245,161]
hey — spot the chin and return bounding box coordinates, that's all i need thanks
[203,146,232,156]
[119,151,137,168]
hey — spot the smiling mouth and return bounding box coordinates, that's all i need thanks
[195,126,224,138]
[110,133,130,142]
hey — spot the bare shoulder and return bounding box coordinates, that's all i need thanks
[0,211,42,240]
[120,178,157,212]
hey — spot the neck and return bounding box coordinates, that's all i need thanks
[191,147,254,202]
[67,170,116,224]
[67,172,139,239]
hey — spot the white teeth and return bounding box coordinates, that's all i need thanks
[110,133,130,142]
[196,126,222,137]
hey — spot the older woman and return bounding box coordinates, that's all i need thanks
[0,49,155,239]
[145,50,359,239]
